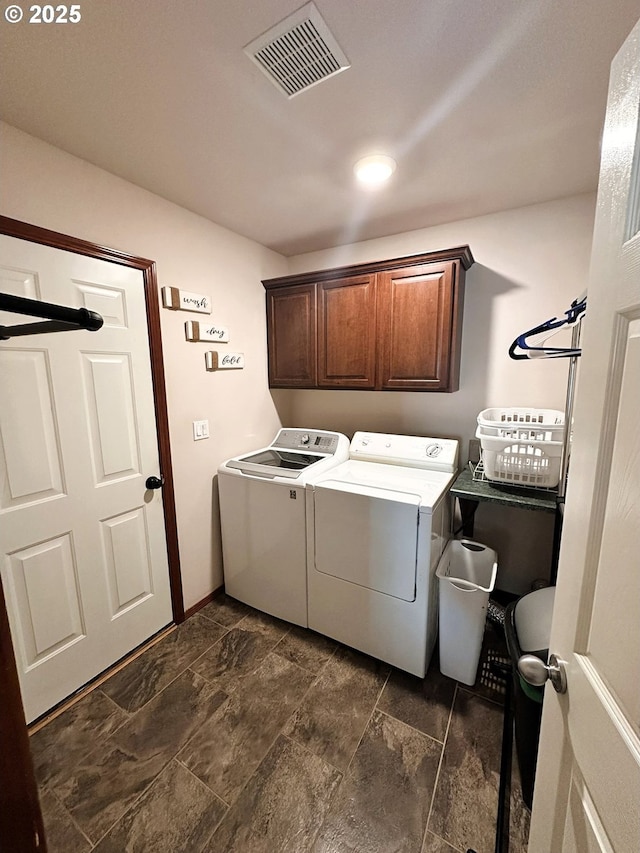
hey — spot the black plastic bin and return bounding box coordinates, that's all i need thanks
[504,585,555,809]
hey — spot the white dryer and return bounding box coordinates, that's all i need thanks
[306,431,459,676]
[218,429,349,628]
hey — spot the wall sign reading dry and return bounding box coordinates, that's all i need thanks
[205,351,245,371]
[185,320,230,343]
[162,287,211,314]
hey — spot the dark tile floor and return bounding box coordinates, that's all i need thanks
[30,596,530,853]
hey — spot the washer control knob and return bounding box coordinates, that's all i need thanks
[361,439,369,446]
[426,443,442,457]
[300,434,310,445]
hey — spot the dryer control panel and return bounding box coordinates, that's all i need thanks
[350,431,459,472]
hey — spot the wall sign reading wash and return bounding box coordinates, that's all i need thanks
[185,321,230,343]
[162,286,211,314]
[205,351,245,371]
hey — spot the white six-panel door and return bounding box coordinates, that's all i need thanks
[0,236,173,723]
[528,18,640,852]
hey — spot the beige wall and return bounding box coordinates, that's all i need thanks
[0,122,290,610]
[281,194,596,592]
[1,120,596,598]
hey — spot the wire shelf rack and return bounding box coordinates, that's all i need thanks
[470,457,559,494]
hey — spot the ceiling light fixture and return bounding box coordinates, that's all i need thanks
[354,154,397,187]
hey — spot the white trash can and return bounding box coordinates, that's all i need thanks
[436,539,498,686]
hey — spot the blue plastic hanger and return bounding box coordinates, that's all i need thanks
[509,295,586,360]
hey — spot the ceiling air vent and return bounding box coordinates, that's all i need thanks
[244,2,350,98]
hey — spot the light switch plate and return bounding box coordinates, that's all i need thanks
[193,419,210,440]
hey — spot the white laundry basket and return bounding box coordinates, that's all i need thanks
[436,539,498,686]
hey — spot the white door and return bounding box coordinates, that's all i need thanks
[0,237,173,723]
[528,19,640,853]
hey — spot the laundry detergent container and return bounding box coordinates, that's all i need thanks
[436,539,497,686]
[504,585,555,809]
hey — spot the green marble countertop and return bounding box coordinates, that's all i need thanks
[450,466,558,513]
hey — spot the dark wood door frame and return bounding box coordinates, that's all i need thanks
[0,575,47,852]
[0,215,185,852]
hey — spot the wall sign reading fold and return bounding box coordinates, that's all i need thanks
[205,351,244,370]
[185,320,230,342]
[162,287,211,314]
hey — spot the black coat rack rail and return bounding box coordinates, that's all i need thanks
[0,292,103,340]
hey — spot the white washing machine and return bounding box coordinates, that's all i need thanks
[306,431,459,676]
[218,429,349,627]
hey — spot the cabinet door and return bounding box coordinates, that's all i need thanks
[377,262,462,391]
[266,284,316,387]
[317,274,377,388]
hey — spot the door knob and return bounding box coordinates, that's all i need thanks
[518,653,567,694]
[145,475,164,490]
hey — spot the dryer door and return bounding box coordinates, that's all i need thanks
[313,481,420,601]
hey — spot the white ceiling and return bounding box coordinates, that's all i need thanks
[1,1,638,256]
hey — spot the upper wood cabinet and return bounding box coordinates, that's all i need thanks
[263,246,473,392]
[318,274,377,388]
[377,261,460,390]
[266,283,316,387]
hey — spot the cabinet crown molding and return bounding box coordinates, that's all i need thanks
[262,246,474,290]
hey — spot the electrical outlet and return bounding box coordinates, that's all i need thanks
[193,420,210,441]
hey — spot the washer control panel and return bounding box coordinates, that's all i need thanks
[350,431,459,472]
[273,429,342,455]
